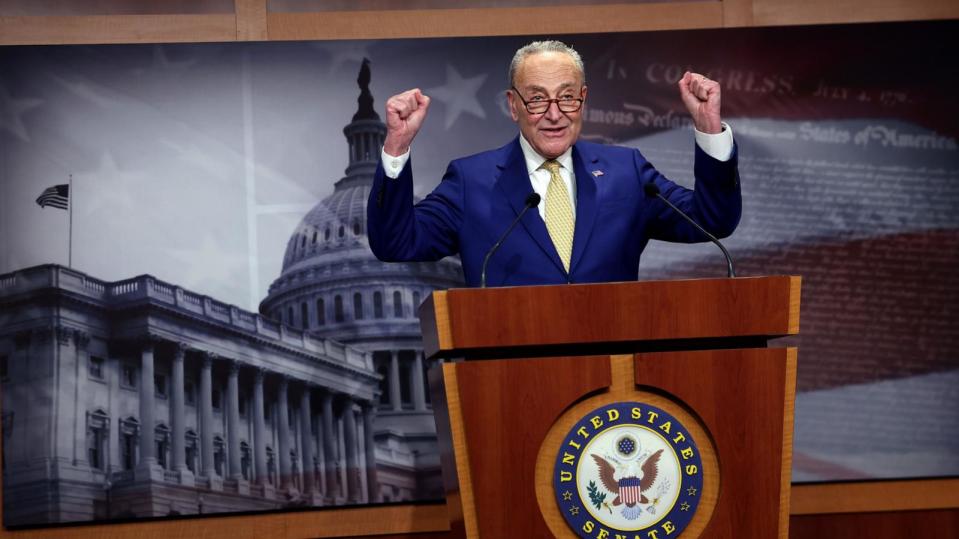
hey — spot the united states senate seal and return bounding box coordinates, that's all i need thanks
[554,402,704,538]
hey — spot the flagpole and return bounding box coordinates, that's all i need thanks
[68,173,73,269]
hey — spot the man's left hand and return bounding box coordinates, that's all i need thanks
[678,71,722,134]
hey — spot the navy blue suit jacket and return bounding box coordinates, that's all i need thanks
[367,137,741,287]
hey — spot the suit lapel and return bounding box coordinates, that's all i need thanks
[494,139,567,276]
[569,144,599,275]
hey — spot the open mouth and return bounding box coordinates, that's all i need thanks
[540,126,568,137]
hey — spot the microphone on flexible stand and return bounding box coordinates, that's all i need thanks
[480,193,541,288]
[643,183,736,278]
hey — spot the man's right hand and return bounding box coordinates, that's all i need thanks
[383,88,430,157]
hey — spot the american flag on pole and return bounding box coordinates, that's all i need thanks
[36,184,69,210]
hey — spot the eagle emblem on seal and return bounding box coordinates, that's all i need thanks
[553,402,704,538]
[590,434,665,520]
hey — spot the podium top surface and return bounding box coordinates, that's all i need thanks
[419,276,800,359]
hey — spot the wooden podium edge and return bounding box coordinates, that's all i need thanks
[438,363,477,538]
[791,478,959,515]
[779,348,799,538]
[787,276,802,334]
[420,290,451,359]
[421,277,802,359]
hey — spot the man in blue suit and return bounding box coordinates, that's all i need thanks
[368,41,741,287]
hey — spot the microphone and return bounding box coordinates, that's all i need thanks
[481,193,541,288]
[643,183,736,278]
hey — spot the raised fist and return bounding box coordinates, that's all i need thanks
[678,72,722,135]
[383,88,431,157]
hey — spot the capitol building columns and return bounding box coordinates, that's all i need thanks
[252,368,268,489]
[299,384,317,498]
[277,376,293,494]
[226,360,248,493]
[362,402,380,503]
[412,351,427,412]
[171,343,194,486]
[321,390,337,503]
[71,330,91,468]
[314,397,327,499]
[199,352,218,489]
[339,396,361,503]
[379,349,431,412]
[0,264,385,524]
[135,338,162,481]
[388,351,402,411]
[121,340,375,500]
[104,330,381,503]
[225,361,240,481]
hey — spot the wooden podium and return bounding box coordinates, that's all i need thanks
[420,276,800,538]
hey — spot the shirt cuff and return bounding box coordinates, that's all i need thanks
[694,122,734,162]
[381,148,411,179]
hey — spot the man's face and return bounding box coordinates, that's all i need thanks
[508,51,587,159]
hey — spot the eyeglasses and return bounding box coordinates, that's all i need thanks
[510,86,584,114]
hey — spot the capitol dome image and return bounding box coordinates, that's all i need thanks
[259,59,463,502]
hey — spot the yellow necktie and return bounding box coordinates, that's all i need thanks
[541,159,575,272]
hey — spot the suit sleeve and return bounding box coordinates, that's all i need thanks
[367,157,463,262]
[640,143,742,242]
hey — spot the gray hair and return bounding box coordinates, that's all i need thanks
[508,40,585,87]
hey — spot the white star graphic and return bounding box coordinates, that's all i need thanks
[160,138,232,183]
[0,84,42,142]
[165,233,252,304]
[311,41,375,75]
[150,44,198,72]
[494,90,512,119]
[76,152,141,217]
[47,72,118,110]
[427,65,487,129]
[250,160,317,204]
[128,44,201,78]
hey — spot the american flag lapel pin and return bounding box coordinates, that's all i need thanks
[591,170,604,177]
